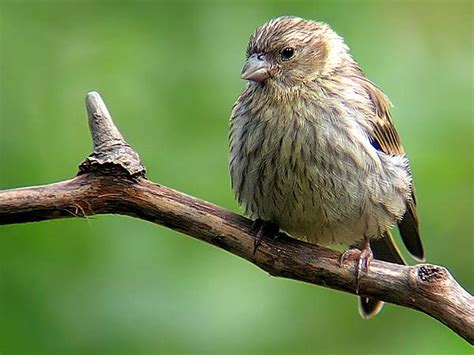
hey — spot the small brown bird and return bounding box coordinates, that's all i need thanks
[229,16,424,318]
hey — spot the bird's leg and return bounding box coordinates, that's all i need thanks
[251,218,279,257]
[340,236,373,294]
[356,237,373,294]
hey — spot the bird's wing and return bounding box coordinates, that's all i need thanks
[357,76,425,261]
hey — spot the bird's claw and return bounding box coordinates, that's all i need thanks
[340,238,373,294]
[251,219,279,257]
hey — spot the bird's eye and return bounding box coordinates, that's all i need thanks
[280,47,295,60]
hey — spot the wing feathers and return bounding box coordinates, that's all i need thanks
[357,76,424,262]
[398,199,425,261]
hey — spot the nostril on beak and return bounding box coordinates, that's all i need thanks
[241,53,271,82]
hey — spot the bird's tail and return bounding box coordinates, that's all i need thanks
[358,231,406,318]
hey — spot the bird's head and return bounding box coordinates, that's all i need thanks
[241,16,350,88]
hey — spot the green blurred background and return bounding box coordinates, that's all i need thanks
[0,0,472,354]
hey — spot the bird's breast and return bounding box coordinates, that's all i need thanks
[232,95,363,208]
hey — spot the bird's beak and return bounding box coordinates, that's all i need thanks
[241,53,271,82]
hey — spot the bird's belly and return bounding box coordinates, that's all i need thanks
[244,150,371,245]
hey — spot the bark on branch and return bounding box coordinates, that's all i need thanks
[0,92,472,343]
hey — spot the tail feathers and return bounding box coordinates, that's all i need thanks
[358,231,406,319]
[359,297,384,319]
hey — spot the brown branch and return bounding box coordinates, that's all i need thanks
[0,92,472,344]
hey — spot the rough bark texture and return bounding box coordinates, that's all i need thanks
[0,92,472,344]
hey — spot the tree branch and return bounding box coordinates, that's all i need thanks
[0,92,472,343]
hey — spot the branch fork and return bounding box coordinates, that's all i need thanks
[0,92,472,343]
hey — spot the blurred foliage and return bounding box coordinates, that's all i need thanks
[0,0,472,354]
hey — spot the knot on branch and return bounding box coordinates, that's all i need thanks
[78,91,146,178]
[417,264,448,283]
[409,263,452,293]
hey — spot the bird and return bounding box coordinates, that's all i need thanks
[228,16,424,318]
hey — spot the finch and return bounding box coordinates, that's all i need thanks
[229,16,424,318]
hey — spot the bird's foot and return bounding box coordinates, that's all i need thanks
[251,219,279,257]
[340,237,373,294]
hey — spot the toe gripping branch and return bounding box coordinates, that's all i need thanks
[251,219,280,257]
